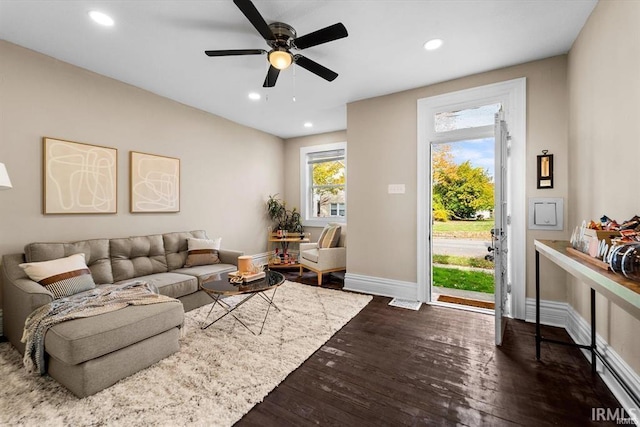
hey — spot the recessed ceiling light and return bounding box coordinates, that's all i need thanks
[304,122,313,128]
[248,92,261,101]
[423,38,443,51]
[89,11,114,27]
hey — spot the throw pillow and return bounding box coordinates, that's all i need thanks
[318,225,341,248]
[184,237,222,267]
[19,253,96,299]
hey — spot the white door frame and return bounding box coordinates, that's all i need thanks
[417,78,527,320]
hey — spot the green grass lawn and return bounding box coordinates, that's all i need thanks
[433,266,495,294]
[433,219,494,233]
[432,254,494,269]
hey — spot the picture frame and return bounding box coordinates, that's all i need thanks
[130,151,180,213]
[43,137,117,214]
[537,151,554,189]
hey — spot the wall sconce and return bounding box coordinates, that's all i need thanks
[0,162,12,190]
[537,150,553,189]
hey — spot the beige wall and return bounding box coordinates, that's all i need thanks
[0,41,284,294]
[567,0,640,372]
[347,56,570,301]
[283,131,347,242]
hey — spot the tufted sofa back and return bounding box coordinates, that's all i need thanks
[19,231,212,285]
[163,230,208,270]
[110,235,168,282]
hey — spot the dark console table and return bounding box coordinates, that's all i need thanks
[534,239,640,407]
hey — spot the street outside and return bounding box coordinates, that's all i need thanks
[432,238,489,258]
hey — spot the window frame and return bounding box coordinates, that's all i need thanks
[299,142,347,227]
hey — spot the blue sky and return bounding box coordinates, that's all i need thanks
[446,137,495,179]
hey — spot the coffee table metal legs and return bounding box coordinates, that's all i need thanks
[201,287,280,335]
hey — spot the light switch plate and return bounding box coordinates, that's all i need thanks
[528,197,563,230]
[388,184,405,194]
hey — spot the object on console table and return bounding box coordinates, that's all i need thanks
[566,247,610,271]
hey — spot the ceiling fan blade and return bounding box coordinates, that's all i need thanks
[294,55,338,82]
[233,0,274,41]
[263,66,280,87]
[293,23,348,50]
[204,49,266,57]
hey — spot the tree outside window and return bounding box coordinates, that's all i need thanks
[310,155,345,218]
[432,144,494,220]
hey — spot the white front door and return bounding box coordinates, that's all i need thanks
[417,78,526,320]
[493,109,511,345]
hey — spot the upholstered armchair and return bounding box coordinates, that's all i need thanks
[299,223,346,286]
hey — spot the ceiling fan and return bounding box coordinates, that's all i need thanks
[205,0,348,88]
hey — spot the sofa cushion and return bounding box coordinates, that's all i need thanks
[45,299,184,366]
[184,237,221,267]
[163,230,207,271]
[19,253,96,299]
[115,272,198,299]
[24,239,113,284]
[173,263,237,285]
[110,235,167,282]
[301,249,319,263]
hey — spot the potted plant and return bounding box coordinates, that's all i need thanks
[267,194,304,235]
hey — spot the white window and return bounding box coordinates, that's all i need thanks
[300,142,346,226]
[330,203,346,217]
[434,103,502,133]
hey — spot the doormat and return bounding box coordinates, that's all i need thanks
[437,295,495,310]
[388,298,422,311]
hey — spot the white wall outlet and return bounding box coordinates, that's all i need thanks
[388,184,406,194]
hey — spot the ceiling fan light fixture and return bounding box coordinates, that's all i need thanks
[268,49,293,70]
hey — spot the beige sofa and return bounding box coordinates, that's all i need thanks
[0,230,242,397]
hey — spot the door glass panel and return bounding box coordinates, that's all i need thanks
[434,103,501,133]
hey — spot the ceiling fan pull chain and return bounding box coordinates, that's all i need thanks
[292,64,297,102]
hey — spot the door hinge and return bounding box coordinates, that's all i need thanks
[507,283,512,294]
[507,215,511,225]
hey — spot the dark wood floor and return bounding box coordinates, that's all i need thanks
[238,274,622,426]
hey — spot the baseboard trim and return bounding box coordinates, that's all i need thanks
[525,299,639,421]
[251,251,300,267]
[525,298,569,328]
[344,273,417,300]
[250,252,271,266]
[565,305,640,420]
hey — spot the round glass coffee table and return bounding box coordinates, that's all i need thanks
[199,270,285,335]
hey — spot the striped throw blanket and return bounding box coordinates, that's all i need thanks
[21,281,180,375]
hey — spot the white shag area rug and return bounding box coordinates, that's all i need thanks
[0,281,372,426]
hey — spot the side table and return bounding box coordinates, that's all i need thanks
[267,232,310,270]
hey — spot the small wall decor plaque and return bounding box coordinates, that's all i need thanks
[537,150,554,189]
[130,151,180,213]
[43,137,117,214]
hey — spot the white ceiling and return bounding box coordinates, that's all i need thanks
[0,0,597,139]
